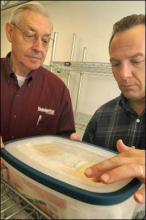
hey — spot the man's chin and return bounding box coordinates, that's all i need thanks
[26,62,42,70]
[123,92,143,101]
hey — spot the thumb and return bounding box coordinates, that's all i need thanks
[116,139,130,153]
[134,186,145,204]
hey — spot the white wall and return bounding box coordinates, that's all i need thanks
[43,1,145,63]
[1,1,145,62]
[1,1,145,115]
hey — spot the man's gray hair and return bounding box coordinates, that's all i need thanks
[10,1,52,26]
[109,14,145,48]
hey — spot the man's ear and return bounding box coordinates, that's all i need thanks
[6,22,14,43]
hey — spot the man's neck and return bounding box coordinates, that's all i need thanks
[10,54,31,77]
[129,99,145,115]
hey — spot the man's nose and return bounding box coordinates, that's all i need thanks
[32,37,44,51]
[119,62,133,79]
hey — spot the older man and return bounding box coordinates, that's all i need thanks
[83,14,145,206]
[1,2,75,142]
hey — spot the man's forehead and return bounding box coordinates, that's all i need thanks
[115,25,145,39]
[110,27,145,50]
[18,10,51,26]
[17,12,52,34]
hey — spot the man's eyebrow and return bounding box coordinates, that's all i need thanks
[26,25,51,36]
[110,53,144,62]
[130,53,144,58]
[26,25,36,32]
[109,58,118,62]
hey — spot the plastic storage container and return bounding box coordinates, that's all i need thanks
[1,136,142,219]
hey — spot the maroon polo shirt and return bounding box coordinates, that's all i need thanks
[1,53,75,142]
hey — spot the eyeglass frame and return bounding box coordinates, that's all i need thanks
[11,23,54,49]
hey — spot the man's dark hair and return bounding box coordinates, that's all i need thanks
[109,14,145,48]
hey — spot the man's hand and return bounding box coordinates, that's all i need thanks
[1,136,4,148]
[69,133,80,141]
[1,136,5,169]
[84,139,145,204]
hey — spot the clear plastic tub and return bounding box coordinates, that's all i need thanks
[1,136,143,219]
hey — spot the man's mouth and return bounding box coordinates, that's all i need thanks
[28,56,41,60]
[121,84,136,90]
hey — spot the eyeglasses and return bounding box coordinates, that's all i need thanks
[11,23,54,48]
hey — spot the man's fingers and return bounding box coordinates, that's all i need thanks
[134,186,145,204]
[1,136,4,148]
[84,158,118,178]
[1,158,5,169]
[100,164,145,184]
[69,133,80,141]
[85,156,136,178]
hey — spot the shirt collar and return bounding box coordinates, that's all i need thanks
[119,94,144,116]
[119,94,129,109]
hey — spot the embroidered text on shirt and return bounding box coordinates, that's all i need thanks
[38,106,55,115]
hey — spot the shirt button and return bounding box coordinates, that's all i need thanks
[136,118,140,123]
[14,115,17,118]
[11,136,15,139]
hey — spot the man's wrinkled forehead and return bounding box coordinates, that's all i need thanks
[16,10,52,30]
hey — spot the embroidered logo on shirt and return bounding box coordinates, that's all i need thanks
[38,107,55,115]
